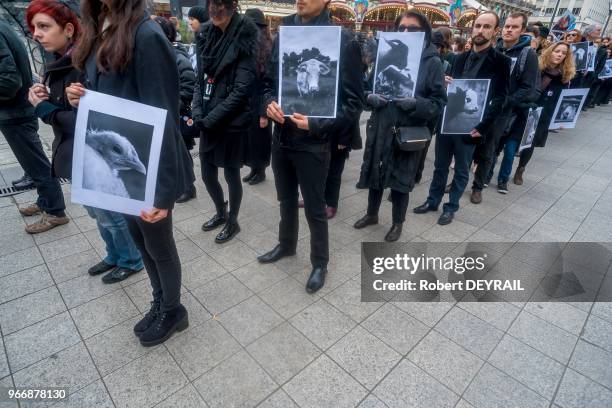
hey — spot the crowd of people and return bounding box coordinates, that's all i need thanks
[0,0,610,346]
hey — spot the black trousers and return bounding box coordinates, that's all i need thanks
[201,161,242,222]
[367,188,409,224]
[472,128,504,192]
[125,212,181,312]
[324,148,348,208]
[272,147,329,268]
[0,119,65,216]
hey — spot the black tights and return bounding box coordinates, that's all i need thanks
[518,146,534,168]
[367,188,409,224]
[201,162,242,222]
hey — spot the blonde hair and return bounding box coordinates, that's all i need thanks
[539,42,576,84]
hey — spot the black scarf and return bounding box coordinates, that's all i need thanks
[200,13,241,77]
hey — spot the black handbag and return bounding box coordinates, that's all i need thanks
[392,126,431,152]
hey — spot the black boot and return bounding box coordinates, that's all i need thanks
[248,170,266,185]
[139,304,189,347]
[12,174,34,190]
[384,223,403,242]
[242,168,256,183]
[257,244,296,263]
[353,214,378,229]
[176,184,196,203]
[215,220,240,243]
[202,201,227,231]
[134,299,160,337]
[306,266,327,293]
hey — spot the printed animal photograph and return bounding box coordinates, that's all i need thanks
[570,42,589,71]
[373,31,424,99]
[519,107,542,152]
[549,88,589,130]
[587,45,596,71]
[441,79,491,134]
[600,59,612,79]
[554,96,581,122]
[278,25,341,118]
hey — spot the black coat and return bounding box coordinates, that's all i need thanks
[261,11,364,153]
[83,15,195,210]
[357,44,447,193]
[192,14,258,167]
[533,70,568,148]
[450,47,511,142]
[34,51,81,178]
[174,43,195,117]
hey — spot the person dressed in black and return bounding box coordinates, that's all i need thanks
[259,0,364,293]
[68,0,195,346]
[354,11,446,242]
[414,11,509,225]
[242,8,272,186]
[192,0,257,244]
[0,20,69,234]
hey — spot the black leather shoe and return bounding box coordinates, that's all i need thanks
[384,223,403,242]
[413,202,437,214]
[353,214,378,229]
[242,168,256,183]
[438,211,454,225]
[134,300,160,337]
[248,171,266,185]
[176,185,196,203]
[88,260,116,276]
[306,266,327,293]
[101,267,143,284]
[215,221,240,243]
[257,244,296,264]
[140,304,189,347]
[202,202,228,231]
[12,174,34,190]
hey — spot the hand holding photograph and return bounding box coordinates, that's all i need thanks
[441,79,491,134]
[549,88,589,130]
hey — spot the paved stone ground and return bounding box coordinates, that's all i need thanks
[0,105,611,408]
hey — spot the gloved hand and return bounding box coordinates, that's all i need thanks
[395,97,417,112]
[194,118,207,130]
[367,93,388,109]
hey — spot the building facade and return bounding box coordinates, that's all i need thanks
[530,0,610,31]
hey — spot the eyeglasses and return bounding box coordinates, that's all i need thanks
[566,33,577,37]
[398,25,422,32]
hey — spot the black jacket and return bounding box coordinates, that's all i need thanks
[83,15,195,210]
[450,46,510,141]
[0,21,36,124]
[261,11,364,152]
[174,43,195,117]
[357,44,447,193]
[34,51,81,178]
[533,70,568,147]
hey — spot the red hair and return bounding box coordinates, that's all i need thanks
[26,0,81,41]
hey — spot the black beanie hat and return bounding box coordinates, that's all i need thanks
[188,5,209,23]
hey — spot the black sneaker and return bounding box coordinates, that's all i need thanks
[101,267,143,284]
[88,261,116,276]
[134,300,160,337]
[498,182,509,194]
[140,304,189,347]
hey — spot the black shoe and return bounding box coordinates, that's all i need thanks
[242,168,256,183]
[12,174,34,190]
[438,211,454,225]
[134,300,160,337]
[306,266,327,293]
[176,185,196,203]
[498,182,508,194]
[257,244,296,264]
[215,221,240,243]
[88,260,116,276]
[248,171,266,185]
[139,304,189,347]
[101,267,143,284]
[384,223,403,242]
[413,202,437,214]
[353,214,378,229]
[202,202,227,231]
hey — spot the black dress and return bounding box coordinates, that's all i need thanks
[244,73,272,169]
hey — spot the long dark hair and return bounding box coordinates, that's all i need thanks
[73,0,146,73]
[255,25,272,75]
[394,10,432,43]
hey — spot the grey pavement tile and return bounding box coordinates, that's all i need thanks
[314,250,362,296]
[38,234,92,263]
[191,273,253,315]
[165,319,241,381]
[46,249,101,284]
[508,310,578,364]
[258,276,319,319]
[554,369,612,408]
[373,359,458,408]
[57,274,120,309]
[0,246,44,280]
[0,286,66,335]
[33,222,81,246]
[324,277,383,323]
[0,375,17,408]
[327,326,401,390]
[463,364,549,408]
[231,261,288,294]
[283,354,367,408]
[0,338,8,379]
[361,303,429,355]
[208,242,258,271]
[85,316,159,377]
[103,348,189,408]
[488,335,564,400]
[393,301,454,327]
[175,238,205,263]
[258,389,298,408]
[455,400,475,408]
[592,301,612,324]
[12,342,99,400]
[193,351,277,408]
[4,312,81,372]
[0,231,34,257]
[51,380,114,408]
[408,330,484,395]
[180,292,212,327]
[219,295,283,346]
[70,290,139,339]
[569,340,612,389]
[155,384,208,408]
[238,228,282,255]
[181,254,227,291]
[581,314,612,353]
[457,301,521,331]
[0,264,53,305]
[357,394,388,408]
[434,306,504,360]
[289,299,356,350]
[523,302,588,336]
[246,322,320,385]
[71,215,98,233]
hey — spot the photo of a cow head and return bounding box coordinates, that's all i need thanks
[296,58,331,97]
[441,78,490,134]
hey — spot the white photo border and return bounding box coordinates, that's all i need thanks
[548,88,589,130]
[440,78,491,135]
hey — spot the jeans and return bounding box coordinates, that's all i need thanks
[497,138,520,184]
[85,206,143,270]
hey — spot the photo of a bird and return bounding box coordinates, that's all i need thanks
[83,128,146,198]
